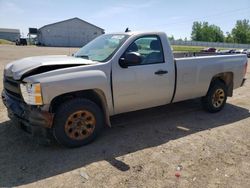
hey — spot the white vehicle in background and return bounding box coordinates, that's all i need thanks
[235,49,246,54]
[2,31,248,147]
[242,49,250,57]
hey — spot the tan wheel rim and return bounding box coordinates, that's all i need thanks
[212,89,225,108]
[65,110,96,140]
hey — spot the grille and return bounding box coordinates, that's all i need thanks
[4,76,23,101]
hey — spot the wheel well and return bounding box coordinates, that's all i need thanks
[211,72,234,96]
[50,89,110,126]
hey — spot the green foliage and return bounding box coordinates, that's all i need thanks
[191,22,224,42]
[172,45,229,53]
[172,45,204,52]
[168,35,175,41]
[225,32,234,43]
[231,19,250,44]
[191,19,250,44]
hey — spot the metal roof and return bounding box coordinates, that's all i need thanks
[39,17,104,31]
[0,28,20,33]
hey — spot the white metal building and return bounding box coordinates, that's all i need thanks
[37,17,104,47]
[0,28,20,41]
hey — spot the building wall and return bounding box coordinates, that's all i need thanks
[0,32,20,41]
[38,19,104,47]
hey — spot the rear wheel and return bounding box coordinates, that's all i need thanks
[53,98,104,147]
[201,80,228,113]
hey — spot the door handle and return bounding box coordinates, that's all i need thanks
[154,70,168,75]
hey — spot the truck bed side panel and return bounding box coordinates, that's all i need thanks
[173,54,246,103]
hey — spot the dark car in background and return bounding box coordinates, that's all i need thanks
[217,49,236,54]
[16,38,27,46]
[228,49,237,54]
[201,47,217,53]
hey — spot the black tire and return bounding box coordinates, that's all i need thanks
[201,80,228,113]
[53,98,104,148]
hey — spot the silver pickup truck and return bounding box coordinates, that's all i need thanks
[2,32,248,147]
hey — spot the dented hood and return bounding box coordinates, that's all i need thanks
[4,55,97,80]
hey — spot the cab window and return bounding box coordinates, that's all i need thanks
[124,36,164,65]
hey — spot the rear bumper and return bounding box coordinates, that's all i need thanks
[241,78,247,87]
[1,90,54,138]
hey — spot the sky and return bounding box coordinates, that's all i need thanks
[0,0,249,39]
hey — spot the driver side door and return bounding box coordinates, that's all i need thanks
[112,35,175,114]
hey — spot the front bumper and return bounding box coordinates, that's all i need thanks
[1,90,54,138]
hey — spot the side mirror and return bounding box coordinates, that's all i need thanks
[119,52,142,68]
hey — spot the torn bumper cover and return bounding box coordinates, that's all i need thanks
[1,90,54,137]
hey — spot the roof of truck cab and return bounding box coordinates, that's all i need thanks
[109,31,166,36]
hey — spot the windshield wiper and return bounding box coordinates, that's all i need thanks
[75,55,89,59]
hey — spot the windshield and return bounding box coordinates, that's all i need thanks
[74,34,129,62]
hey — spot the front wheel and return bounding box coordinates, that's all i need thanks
[201,80,228,113]
[53,98,104,148]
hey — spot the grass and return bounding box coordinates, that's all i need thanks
[0,39,14,45]
[172,45,230,52]
[172,45,204,52]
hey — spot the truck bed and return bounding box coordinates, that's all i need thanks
[172,54,247,103]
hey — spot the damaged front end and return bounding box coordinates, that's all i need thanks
[2,76,54,138]
[2,55,97,139]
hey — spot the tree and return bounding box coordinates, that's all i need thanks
[191,21,224,42]
[210,25,224,42]
[231,19,250,44]
[225,32,234,43]
[168,35,175,41]
[191,22,202,41]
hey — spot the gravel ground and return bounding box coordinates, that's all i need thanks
[0,45,249,188]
